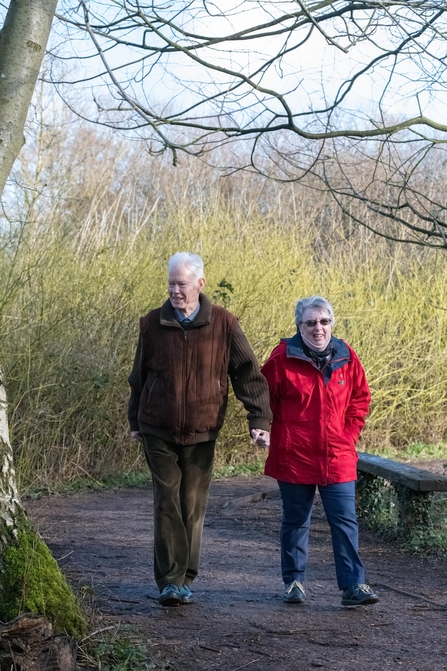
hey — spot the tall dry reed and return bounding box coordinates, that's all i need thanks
[2,111,447,489]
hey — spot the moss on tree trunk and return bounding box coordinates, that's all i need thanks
[0,519,87,640]
[0,374,87,639]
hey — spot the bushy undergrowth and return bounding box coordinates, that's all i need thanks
[2,111,447,490]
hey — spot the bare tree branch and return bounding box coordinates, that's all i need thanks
[45,1,447,246]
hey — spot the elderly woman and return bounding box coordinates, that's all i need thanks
[261,296,379,607]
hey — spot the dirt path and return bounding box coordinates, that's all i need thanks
[27,476,447,671]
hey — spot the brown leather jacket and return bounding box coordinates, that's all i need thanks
[128,294,272,445]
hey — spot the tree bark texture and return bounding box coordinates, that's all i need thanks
[0,0,58,196]
[0,369,21,549]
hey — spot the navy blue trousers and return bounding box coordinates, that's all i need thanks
[278,480,365,590]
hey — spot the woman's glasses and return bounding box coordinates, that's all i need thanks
[302,319,332,327]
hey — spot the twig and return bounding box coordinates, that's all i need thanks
[228,658,262,671]
[248,648,272,657]
[309,639,359,648]
[199,644,221,653]
[375,582,447,608]
[265,628,343,635]
[80,626,116,643]
[222,489,280,509]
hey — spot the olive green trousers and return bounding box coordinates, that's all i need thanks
[142,434,215,590]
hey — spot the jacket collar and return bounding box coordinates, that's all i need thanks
[160,293,213,327]
[281,333,351,382]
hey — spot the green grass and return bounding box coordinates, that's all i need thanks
[213,460,266,479]
[372,442,447,463]
[24,463,267,499]
[78,628,171,670]
[22,443,447,501]
[23,470,153,499]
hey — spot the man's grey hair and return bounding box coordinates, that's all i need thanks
[168,252,205,279]
[295,296,335,326]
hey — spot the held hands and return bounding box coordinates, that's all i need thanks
[250,428,270,448]
[132,428,269,448]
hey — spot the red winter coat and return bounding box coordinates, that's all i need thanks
[261,334,370,485]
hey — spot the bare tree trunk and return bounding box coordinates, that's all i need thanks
[0,0,57,537]
[0,2,87,639]
[0,0,58,195]
[0,370,21,545]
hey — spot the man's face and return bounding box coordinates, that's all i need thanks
[168,266,205,316]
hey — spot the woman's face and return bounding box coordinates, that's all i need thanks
[300,307,332,349]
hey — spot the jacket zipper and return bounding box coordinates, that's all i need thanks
[320,370,329,485]
[181,327,188,439]
[318,358,345,486]
[289,351,350,485]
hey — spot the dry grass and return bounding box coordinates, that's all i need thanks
[2,112,447,490]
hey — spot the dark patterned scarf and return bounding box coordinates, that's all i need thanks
[302,340,334,370]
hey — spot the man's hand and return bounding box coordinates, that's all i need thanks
[131,431,143,444]
[250,428,270,448]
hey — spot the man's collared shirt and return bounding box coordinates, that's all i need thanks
[174,302,200,323]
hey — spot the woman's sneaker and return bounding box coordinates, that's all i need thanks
[341,584,379,606]
[283,580,306,604]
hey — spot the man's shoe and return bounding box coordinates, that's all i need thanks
[179,585,194,604]
[283,580,306,604]
[159,583,181,607]
[341,584,379,606]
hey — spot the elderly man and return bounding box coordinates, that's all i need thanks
[128,252,271,606]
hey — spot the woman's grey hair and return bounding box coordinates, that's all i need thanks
[168,252,205,279]
[295,296,335,326]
